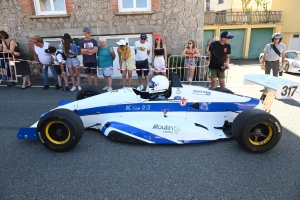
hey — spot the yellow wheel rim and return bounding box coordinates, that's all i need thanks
[45,121,71,145]
[249,122,273,146]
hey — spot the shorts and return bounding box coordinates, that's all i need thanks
[66,57,80,67]
[208,68,225,79]
[121,57,135,71]
[185,59,196,67]
[153,57,166,73]
[98,66,113,76]
[136,59,149,76]
[0,58,5,69]
[54,65,66,75]
[1,60,8,69]
[84,62,97,74]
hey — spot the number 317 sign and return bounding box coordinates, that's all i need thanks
[277,85,299,99]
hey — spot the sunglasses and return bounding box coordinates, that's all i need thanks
[188,42,192,44]
[141,38,146,40]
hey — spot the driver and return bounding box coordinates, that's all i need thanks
[147,75,169,100]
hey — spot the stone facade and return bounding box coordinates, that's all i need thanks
[0,0,204,73]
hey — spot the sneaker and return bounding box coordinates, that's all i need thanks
[146,86,149,92]
[78,86,82,91]
[70,86,77,91]
[2,75,7,80]
[138,85,144,91]
[64,87,69,92]
[102,86,109,91]
[43,85,49,90]
[56,86,63,91]
[188,77,192,82]
[107,87,112,92]
[54,85,60,90]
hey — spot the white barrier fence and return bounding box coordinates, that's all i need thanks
[167,55,211,85]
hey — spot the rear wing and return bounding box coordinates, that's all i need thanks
[244,74,300,112]
[244,74,300,99]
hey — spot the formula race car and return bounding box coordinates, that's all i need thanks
[18,73,300,153]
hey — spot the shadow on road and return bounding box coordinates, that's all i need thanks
[277,98,300,107]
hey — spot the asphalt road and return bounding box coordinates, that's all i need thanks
[1,60,300,200]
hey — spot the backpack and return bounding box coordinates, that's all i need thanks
[56,51,67,60]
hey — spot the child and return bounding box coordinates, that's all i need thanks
[44,46,69,91]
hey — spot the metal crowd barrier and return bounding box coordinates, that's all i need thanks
[0,52,19,84]
[167,55,211,85]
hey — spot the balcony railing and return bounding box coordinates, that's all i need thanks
[204,11,282,25]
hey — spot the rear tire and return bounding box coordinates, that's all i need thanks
[232,109,282,153]
[76,86,102,100]
[37,109,84,152]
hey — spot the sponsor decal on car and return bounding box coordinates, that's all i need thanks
[152,124,181,134]
[192,90,211,95]
[180,98,187,106]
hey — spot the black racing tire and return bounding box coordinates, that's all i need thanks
[76,86,102,100]
[212,87,234,94]
[232,109,282,153]
[283,61,289,73]
[37,109,84,152]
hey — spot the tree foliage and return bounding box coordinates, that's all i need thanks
[241,0,266,13]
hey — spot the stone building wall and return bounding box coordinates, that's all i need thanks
[0,0,204,74]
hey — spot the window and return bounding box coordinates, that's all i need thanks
[218,0,224,4]
[34,0,67,15]
[118,0,151,12]
[285,52,299,59]
[206,0,210,11]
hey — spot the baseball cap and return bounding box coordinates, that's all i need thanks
[83,27,91,33]
[45,46,56,53]
[220,31,234,39]
[155,35,162,40]
[61,33,71,40]
[140,33,147,39]
[116,39,127,46]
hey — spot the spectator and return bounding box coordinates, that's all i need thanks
[205,37,219,55]
[0,30,31,88]
[205,37,220,82]
[207,31,233,89]
[32,35,59,90]
[97,37,116,92]
[116,39,134,88]
[134,33,151,91]
[0,38,9,83]
[61,33,81,91]
[181,40,200,85]
[44,46,69,91]
[261,33,286,77]
[80,27,98,87]
[152,35,167,77]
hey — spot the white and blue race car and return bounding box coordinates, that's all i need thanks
[18,73,300,153]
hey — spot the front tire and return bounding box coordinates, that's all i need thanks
[37,109,84,152]
[283,61,289,73]
[76,86,102,100]
[232,109,282,153]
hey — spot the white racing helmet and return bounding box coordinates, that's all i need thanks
[148,75,169,94]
